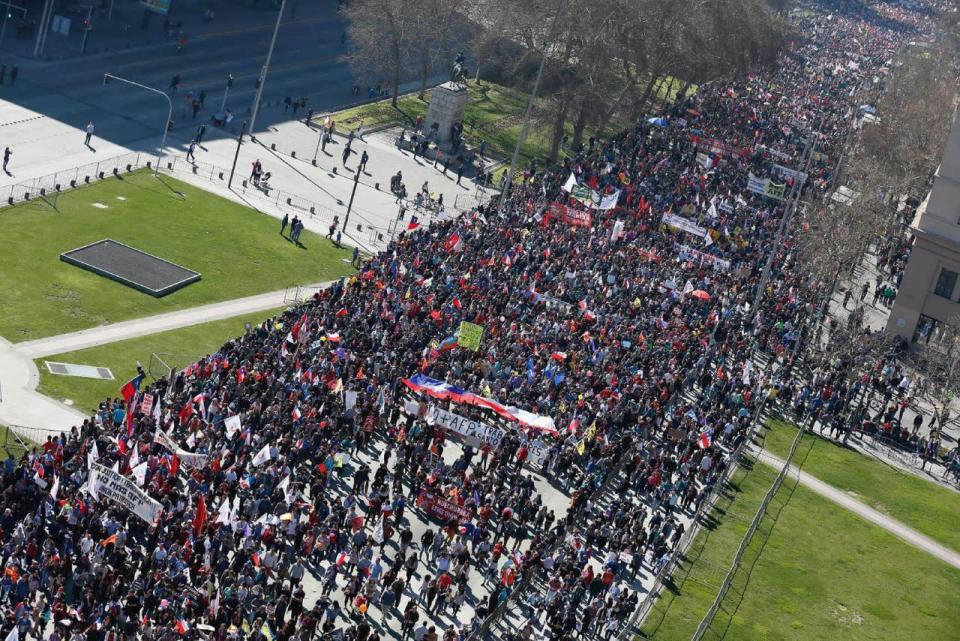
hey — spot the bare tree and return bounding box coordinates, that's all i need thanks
[341,0,413,107]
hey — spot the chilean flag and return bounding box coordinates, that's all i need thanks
[444,231,462,252]
[698,432,712,449]
[120,373,145,404]
[193,494,207,537]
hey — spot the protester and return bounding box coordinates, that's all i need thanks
[0,4,938,641]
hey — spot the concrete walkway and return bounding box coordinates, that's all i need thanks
[754,448,960,569]
[0,280,336,435]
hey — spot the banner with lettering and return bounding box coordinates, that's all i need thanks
[89,464,163,524]
[154,430,210,469]
[662,212,708,237]
[417,490,473,523]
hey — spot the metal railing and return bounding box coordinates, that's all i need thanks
[0,152,150,208]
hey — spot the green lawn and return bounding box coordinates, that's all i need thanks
[0,171,354,342]
[325,80,622,164]
[641,459,960,641]
[37,307,287,414]
[762,419,960,552]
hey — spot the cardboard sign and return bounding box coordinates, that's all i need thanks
[457,321,484,351]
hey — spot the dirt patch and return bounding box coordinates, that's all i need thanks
[830,601,865,626]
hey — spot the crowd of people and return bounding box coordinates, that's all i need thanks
[0,3,946,641]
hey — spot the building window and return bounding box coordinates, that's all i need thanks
[933,268,958,299]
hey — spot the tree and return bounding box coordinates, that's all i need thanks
[341,0,413,107]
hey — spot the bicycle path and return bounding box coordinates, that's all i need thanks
[754,448,960,569]
[0,280,337,435]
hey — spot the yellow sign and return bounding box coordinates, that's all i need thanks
[457,321,484,351]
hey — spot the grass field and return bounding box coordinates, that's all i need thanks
[641,459,960,641]
[37,307,287,414]
[763,419,960,552]
[326,80,624,164]
[0,171,354,342]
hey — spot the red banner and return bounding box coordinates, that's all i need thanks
[546,202,592,227]
[418,490,472,523]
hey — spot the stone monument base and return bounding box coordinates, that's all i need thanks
[425,82,469,146]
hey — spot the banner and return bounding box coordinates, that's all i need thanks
[457,321,484,351]
[427,405,503,449]
[154,430,210,469]
[570,185,598,206]
[674,243,731,271]
[402,374,557,433]
[771,164,808,186]
[747,173,786,200]
[427,406,550,466]
[547,202,592,227]
[90,464,163,524]
[417,490,472,523]
[662,213,707,237]
[597,190,621,211]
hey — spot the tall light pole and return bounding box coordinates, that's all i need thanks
[248,0,287,138]
[496,0,567,218]
[33,0,54,57]
[103,73,173,175]
[0,2,27,49]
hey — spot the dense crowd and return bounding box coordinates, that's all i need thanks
[0,3,941,641]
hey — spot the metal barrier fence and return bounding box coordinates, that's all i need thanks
[0,152,150,208]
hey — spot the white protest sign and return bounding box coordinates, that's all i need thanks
[224,415,242,438]
[90,463,163,524]
[662,213,708,237]
[154,430,210,469]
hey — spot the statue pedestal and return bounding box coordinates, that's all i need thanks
[425,82,469,146]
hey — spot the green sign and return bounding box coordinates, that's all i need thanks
[457,321,484,351]
[570,184,598,205]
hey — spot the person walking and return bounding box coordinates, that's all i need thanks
[3,146,11,173]
[342,145,351,166]
[281,213,289,236]
[84,122,95,147]
[186,139,197,162]
[198,89,207,108]
[169,73,180,93]
[359,150,369,172]
[9,66,17,86]
[196,123,206,144]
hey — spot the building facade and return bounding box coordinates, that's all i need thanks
[887,108,960,344]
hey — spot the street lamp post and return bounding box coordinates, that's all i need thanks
[248,0,287,137]
[103,73,172,175]
[343,169,361,235]
[228,122,247,190]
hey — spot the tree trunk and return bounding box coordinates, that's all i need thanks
[595,80,637,136]
[418,52,429,99]
[663,76,677,104]
[391,40,401,107]
[630,73,662,121]
[548,97,571,161]
[571,104,588,151]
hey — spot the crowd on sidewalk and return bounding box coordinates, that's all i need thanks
[0,2,945,641]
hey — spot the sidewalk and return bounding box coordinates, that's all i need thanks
[753,448,960,568]
[0,279,340,435]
